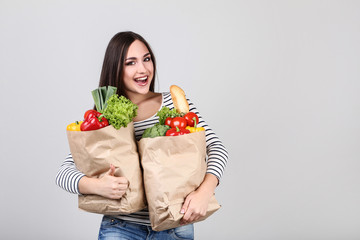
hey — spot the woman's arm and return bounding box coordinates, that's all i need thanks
[78,164,129,199]
[188,99,228,182]
[55,154,86,194]
[180,99,229,224]
[56,155,128,199]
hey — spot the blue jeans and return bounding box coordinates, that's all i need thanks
[98,216,194,240]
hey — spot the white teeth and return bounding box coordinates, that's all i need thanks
[136,76,147,81]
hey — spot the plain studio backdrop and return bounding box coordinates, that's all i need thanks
[1,1,359,239]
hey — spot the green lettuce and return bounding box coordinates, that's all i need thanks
[102,94,138,129]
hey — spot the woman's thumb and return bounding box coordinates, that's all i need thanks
[180,196,191,214]
[106,164,115,176]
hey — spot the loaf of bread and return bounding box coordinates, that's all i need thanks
[170,85,189,114]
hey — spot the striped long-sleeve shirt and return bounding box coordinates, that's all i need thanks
[56,92,228,225]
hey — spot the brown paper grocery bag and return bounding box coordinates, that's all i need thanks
[66,122,146,215]
[138,131,221,231]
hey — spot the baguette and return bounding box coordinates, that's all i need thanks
[170,85,189,114]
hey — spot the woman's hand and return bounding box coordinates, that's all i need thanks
[180,174,218,225]
[79,164,129,199]
[179,189,211,225]
[97,164,129,199]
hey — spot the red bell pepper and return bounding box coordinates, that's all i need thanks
[80,109,109,131]
[166,126,190,136]
[184,112,199,127]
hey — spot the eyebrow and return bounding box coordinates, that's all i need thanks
[125,52,151,61]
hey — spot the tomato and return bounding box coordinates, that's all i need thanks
[170,117,187,129]
[184,112,199,127]
[165,117,173,127]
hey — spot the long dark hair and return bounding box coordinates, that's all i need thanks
[98,31,156,97]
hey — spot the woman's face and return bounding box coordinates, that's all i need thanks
[123,40,154,96]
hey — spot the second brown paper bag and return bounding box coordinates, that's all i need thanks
[138,131,221,231]
[67,122,146,215]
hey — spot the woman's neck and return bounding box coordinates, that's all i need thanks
[126,91,158,105]
[130,91,163,122]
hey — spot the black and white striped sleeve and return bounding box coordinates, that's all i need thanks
[187,99,229,182]
[55,154,85,194]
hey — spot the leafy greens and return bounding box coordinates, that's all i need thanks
[102,94,138,129]
[92,86,117,112]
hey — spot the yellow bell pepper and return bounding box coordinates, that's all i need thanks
[186,125,205,133]
[66,121,83,131]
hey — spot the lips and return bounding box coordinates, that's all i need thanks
[134,76,148,86]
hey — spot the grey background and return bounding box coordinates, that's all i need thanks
[1,0,359,239]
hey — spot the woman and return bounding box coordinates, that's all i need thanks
[56,31,228,239]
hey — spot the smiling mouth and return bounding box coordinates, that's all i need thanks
[134,76,148,86]
[135,76,147,82]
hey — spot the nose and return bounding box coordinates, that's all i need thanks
[137,61,146,73]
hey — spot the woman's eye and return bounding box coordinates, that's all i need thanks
[125,61,135,66]
[144,57,151,62]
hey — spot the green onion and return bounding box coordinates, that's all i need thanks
[91,86,117,112]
